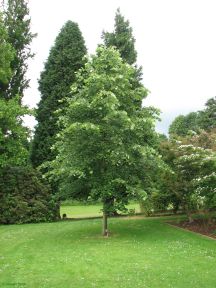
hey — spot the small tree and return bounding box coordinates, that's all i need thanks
[162,138,216,222]
[48,47,159,235]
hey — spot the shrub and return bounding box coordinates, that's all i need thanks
[0,166,60,224]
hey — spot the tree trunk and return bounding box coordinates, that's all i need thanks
[102,204,109,237]
[139,200,145,214]
[185,205,193,223]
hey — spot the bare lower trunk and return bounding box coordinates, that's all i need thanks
[102,204,109,237]
[188,214,194,223]
[185,205,193,223]
[204,209,212,227]
[139,201,145,214]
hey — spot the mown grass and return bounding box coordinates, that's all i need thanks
[0,215,216,288]
[60,203,140,218]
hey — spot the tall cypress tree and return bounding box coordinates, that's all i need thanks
[31,21,87,169]
[2,0,36,100]
[102,8,143,109]
[102,8,137,65]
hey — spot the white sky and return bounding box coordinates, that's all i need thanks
[23,0,216,134]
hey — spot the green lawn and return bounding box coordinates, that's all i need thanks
[0,216,216,288]
[60,203,140,218]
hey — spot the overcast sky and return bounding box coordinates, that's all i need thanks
[23,0,216,134]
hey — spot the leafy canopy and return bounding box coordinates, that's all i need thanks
[48,47,160,214]
[2,0,36,100]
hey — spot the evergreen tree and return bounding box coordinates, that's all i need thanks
[102,8,137,65]
[2,0,36,100]
[102,8,143,107]
[31,21,87,169]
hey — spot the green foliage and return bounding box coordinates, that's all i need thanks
[0,96,30,167]
[0,166,59,224]
[102,8,137,65]
[31,21,87,168]
[48,47,160,223]
[174,143,215,206]
[0,13,14,90]
[169,112,200,137]
[160,135,216,220]
[0,2,33,169]
[102,8,142,91]
[199,96,216,130]
[169,97,216,137]
[2,0,36,99]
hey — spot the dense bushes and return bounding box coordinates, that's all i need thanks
[0,167,60,224]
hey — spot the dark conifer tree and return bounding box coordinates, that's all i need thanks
[31,21,87,169]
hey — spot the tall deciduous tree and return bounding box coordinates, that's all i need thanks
[30,21,87,169]
[0,12,14,97]
[0,13,29,167]
[2,0,36,100]
[48,47,160,235]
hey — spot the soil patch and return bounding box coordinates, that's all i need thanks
[169,218,216,239]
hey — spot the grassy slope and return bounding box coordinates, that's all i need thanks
[0,217,216,288]
[60,203,140,218]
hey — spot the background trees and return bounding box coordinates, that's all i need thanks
[160,124,216,222]
[2,0,36,100]
[169,112,200,137]
[0,9,29,167]
[169,97,216,137]
[0,13,14,93]
[30,21,87,169]
[0,0,59,224]
[199,97,216,130]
